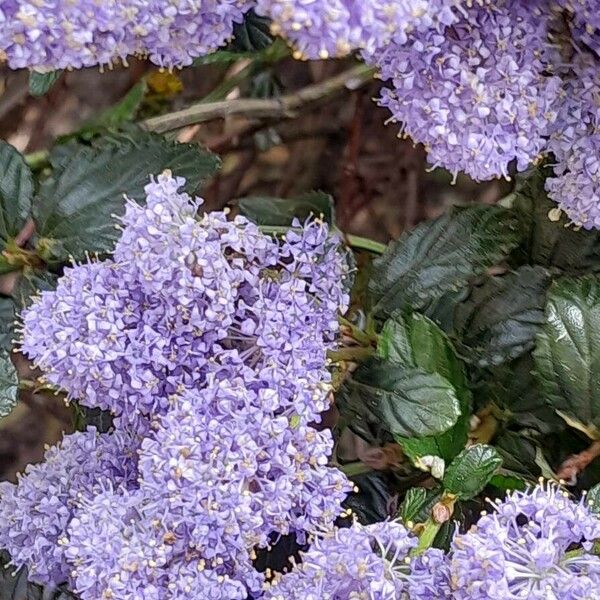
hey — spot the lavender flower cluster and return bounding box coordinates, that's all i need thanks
[265,483,600,600]
[0,172,353,599]
[0,0,255,70]
[2,1,600,227]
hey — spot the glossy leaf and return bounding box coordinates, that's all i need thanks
[455,266,551,367]
[398,486,442,525]
[0,141,34,243]
[443,445,503,499]
[0,297,15,351]
[29,70,62,97]
[0,350,18,418]
[345,358,461,438]
[33,133,220,262]
[533,276,600,435]
[378,312,471,462]
[237,191,334,226]
[587,483,600,514]
[369,205,521,318]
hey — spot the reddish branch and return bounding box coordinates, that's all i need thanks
[557,440,600,483]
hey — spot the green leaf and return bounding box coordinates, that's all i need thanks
[378,312,471,462]
[231,10,274,52]
[369,205,522,318]
[0,141,34,243]
[344,358,461,438]
[29,70,62,97]
[398,487,442,524]
[0,350,18,418]
[443,445,503,499]
[533,276,600,436]
[454,266,551,367]
[237,191,335,226]
[489,473,528,492]
[12,268,58,310]
[587,484,600,514]
[344,471,397,525]
[0,297,15,351]
[475,355,563,435]
[512,167,600,273]
[33,133,220,262]
[494,431,540,477]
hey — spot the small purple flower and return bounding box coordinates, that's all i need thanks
[450,483,600,599]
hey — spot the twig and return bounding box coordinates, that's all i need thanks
[557,440,600,483]
[143,64,376,133]
[0,71,29,121]
[14,218,35,247]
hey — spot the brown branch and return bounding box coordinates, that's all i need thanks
[14,218,35,247]
[557,440,600,483]
[142,64,375,134]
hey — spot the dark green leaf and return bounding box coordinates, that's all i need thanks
[378,312,471,462]
[587,483,600,514]
[512,167,600,273]
[343,471,397,525]
[489,473,528,492]
[33,133,220,262]
[454,266,551,367]
[494,431,539,477]
[0,350,18,418]
[237,191,335,226]
[443,445,503,499]
[0,297,15,351]
[0,141,34,243]
[533,276,600,436]
[231,10,274,52]
[344,358,461,438]
[12,269,58,310]
[29,71,62,97]
[475,355,563,435]
[369,205,522,318]
[398,486,442,524]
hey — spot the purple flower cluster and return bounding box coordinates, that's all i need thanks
[263,519,449,599]
[265,483,600,599]
[254,0,458,60]
[451,483,600,599]
[556,0,600,55]
[0,0,254,70]
[363,1,561,182]
[1,172,352,598]
[546,54,600,229]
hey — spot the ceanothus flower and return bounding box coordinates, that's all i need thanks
[364,0,561,181]
[0,0,255,70]
[449,482,600,599]
[254,0,459,59]
[546,54,600,229]
[555,0,600,55]
[262,520,447,599]
[0,429,139,587]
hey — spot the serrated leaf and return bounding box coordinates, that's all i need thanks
[494,431,540,477]
[32,133,220,262]
[378,312,471,462]
[231,10,274,52]
[237,191,334,226]
[398,487,442,525]
[0,141,34,243]
[587,484,600,514]
[512,167,600,273]
[475,355,563,435]
[343,358,461,438]
[0,350,18,418]
[454,266,551,368]
[0,297,15,350]
[12,269,58,310]
[29,70,62,97]
[533,276,600,435]
[369,205,522,318]
[443,445,502,499]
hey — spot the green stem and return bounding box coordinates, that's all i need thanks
[344,234,386,255]
[412,519,442,556]
[327,346,374,363]
[338,316,375,346]
[339,461,373,477]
